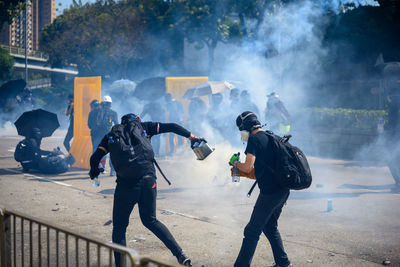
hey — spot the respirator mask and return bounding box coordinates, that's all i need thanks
[240,130,250,142]
[238,112,254,143]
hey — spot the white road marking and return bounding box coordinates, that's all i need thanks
[8,149,15,152]
[3,168,72,187]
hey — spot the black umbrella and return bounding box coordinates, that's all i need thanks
[0,79,27,107]
[133,77,166,100]
[14,109,60,137]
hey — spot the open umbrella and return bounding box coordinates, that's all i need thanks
[183,81,236,99]
[132,77,166,100]
[14,109,60,137]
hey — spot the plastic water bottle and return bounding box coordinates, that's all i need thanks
[92,176,100,187]
[232,166,240,183]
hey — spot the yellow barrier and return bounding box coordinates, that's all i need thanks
[165,76,209,116]
[164,77,208,150]
[70,77,101,169]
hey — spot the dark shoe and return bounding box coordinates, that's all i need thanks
[66,154,75,165]
[270,264,293,267]
[177,253,192,266]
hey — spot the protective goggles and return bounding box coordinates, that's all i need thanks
[238,112,254,131]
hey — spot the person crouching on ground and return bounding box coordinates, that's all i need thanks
[231,111,292,267]
[89,113,204,267]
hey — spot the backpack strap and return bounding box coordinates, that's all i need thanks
[247,180,258,197]
[153,159,171,185]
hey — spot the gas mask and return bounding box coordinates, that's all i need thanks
[240,130,250,142]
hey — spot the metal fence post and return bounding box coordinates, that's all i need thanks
[0,208,11,267]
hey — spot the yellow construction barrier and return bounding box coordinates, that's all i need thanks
[165,76,208,118]
[164,77,208,151]
[70,77,101,169]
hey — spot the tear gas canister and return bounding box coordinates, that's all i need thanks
[192,140,214,160]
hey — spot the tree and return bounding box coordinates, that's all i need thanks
[41,1,149,78]
[0,0,24,30]
[0,46,14,81]
[40,0,187,78]
[176,0,242,73]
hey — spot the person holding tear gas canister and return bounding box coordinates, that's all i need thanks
[230,111,292,267]
[89,113,205,267]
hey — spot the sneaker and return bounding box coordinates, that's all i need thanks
[177,253,192,266]
[66,154,75,165]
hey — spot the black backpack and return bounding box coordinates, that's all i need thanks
[248,131,312,196]
[265,131,312,190]
[106,121,155,180]
[95,109,114,133]
[38,154,69,174]
[14,139,30,162]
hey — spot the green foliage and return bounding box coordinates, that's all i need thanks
[296,108,387,132]
[0,0,24,29]
[322,5,400,77]
[0,46,14,81]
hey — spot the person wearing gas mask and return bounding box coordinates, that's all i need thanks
[230,111,292,267]
[89,113,204,267]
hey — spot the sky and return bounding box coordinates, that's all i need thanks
[56,0,92,16]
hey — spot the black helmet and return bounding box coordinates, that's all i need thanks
[236,111,261,131]
[30,127,42,139]
[90,99,99,108]
[121,113,140,125]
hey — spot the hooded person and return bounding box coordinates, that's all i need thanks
[230,111,292,267]
[14,128,74,174]
[14,127,51,172]
[89,113,205,267]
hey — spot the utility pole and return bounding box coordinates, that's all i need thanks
[24,0,28,84]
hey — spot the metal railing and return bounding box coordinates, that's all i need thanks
[0,45,49,60]
[27,78,52,89]
[0,206,180,267]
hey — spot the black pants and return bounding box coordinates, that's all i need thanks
[63,120,73,152]
[234,190,290,267]
[112,175,183,266]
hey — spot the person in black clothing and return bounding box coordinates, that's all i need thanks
[88,99,102,153]
[240,90,259,118]
[15,128,52,172]
[231,111,292,267]
[89,113,202,266]
[385,94,400,188]
[265,92,291,135]
[63,94,74,152]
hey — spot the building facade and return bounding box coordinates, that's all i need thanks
[0,0,56,52]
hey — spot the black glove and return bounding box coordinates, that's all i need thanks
[190,137,206,148]
[89,168,100,180]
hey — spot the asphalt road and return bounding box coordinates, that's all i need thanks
[0,129,399,267]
